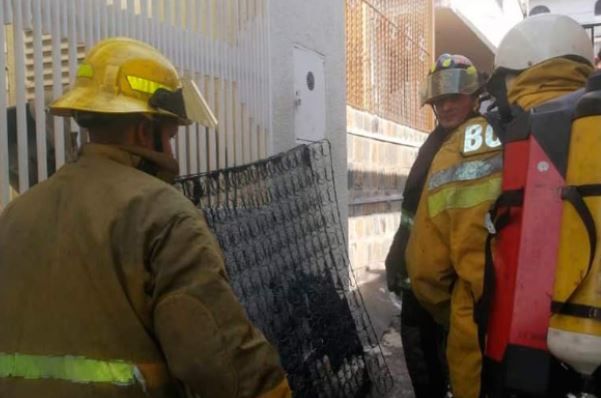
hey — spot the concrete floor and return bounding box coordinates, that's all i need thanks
[355,267,416,397]
[376,316,415,398]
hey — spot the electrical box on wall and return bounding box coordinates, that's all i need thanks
[293,45,326,143]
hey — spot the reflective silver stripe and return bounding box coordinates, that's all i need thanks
[428,154,503,191]
[400,208,414,229]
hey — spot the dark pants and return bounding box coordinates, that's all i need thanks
[400,288,448,398]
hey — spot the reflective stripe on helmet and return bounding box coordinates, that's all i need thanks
[127,75,170,95]
[77,64,94,78]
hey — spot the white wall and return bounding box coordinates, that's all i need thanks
[268,0,348,225]
[443,0,524,50]
[529,0,600,24]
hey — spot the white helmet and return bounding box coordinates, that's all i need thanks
[494,14,593,74]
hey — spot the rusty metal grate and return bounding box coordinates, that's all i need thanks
[346,0,434,132]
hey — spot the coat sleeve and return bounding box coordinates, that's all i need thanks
[149,211,291,398]
[405,194,455,327]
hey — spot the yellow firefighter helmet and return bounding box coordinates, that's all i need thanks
[49,37,217,128]
[420,53,481,106]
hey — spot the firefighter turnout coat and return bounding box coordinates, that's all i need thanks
[0,144,291,398]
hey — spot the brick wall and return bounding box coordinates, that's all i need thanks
[347,106,426,285]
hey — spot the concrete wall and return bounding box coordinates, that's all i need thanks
[268,0,348,225]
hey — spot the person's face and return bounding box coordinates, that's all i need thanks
[432,93,476,130]
[158,119,178,158]
[135,117,179,157]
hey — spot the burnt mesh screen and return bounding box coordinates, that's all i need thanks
[175,140,393,397]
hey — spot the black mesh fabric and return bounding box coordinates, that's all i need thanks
[175,140,393,397]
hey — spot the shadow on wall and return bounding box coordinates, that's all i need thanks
[348,169,408,217]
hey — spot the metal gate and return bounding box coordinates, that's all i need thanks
[0,0,270,209]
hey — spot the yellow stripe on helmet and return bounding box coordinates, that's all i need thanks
[127,75,171,95]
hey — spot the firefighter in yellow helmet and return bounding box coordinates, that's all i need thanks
[0,37,291,398]
[386,53,483,398]
[404,53,502,398]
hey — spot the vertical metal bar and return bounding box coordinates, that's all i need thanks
[13,0,30,191]
[174,0,187,175]
[150,0,160,47]
[60,0,68,40]
[22,0,32,29]
[92,0,100,41]
[127,0,135,38]
[242,0,251,164]
[251,0,259,161]
[225,0,235,167]
[0,0,10,205]
[184,0,198,174]
[42,0,52,34]
[99,0,107,39]
[107,0,115,37]
[197,0,208,173]
[206,0,216,171]
[118,0,127,37]
[51,0,65,168]
[140,0,148,41]
[68,0,81,142]
[233,0,242,165]
[82,0,91,47]
[185,0,192,71]
[33,0,48,181]
[77,0,85,43]
[261,0,269,158]
[217,0,226,169]
[114,0,121,36]
[2,0,12,23]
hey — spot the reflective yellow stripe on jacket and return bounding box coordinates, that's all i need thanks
[427,154,503,218]
[0,353,145,386]
[428,177,502,218]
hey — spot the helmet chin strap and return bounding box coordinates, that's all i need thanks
[136,119,166,177]
[487,71,514,123]
[151,121,164,153]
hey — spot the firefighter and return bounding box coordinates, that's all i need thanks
[386,53,485,398]
[404,53,502,398]
[483,14,597,397]
[0,37,291,398]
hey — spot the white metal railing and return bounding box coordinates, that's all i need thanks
[0,0,270,209]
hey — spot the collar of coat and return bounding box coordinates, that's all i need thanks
[507,57,593,111]
[80,144,180,184]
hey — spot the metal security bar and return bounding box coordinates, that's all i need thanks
[0,0,270,209]
[583,22,601,55]
[346,0,433,132]
[176,140,394,397]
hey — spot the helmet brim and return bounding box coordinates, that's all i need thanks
[421,68,480,106]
